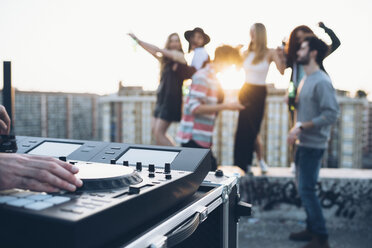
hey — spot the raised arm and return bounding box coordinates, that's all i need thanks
[270,49,285,75]
[128,33,161,60]
[318,22,341,57]
[159,49,187,64]
[128,33,186,64]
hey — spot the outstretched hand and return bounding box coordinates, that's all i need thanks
[0,153,83,192]
[318,22,326,29]
[128,32,138,42]
[224,101,245,111]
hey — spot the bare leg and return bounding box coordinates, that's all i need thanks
[153,118,175,146]
[255,135,263,161]
[151,117,157,144]
[255,134,269,173]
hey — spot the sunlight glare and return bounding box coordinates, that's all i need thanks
[217,65,245,90]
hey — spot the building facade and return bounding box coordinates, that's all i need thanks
[0,90,99,141]
[99,86,369,168]
[2,86,370,168]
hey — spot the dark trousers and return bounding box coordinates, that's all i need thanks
[181,140,217,171]
[295,146,328,238]
[234,83,267,171]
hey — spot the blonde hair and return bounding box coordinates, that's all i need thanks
[247,23,268,64]
[160,33,183,76]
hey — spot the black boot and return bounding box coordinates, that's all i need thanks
[303,235,330,248]
[289,229,313,242]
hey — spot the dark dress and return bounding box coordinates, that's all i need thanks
[153,62,184,122]
[234,83,267,171]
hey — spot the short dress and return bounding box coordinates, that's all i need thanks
[153,62,184,122]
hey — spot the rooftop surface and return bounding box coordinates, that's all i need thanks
[233,166,372,248]
[238,215,372,248]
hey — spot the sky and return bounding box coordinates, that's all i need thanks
[0,0,371,98]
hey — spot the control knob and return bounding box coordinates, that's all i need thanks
[148,164,155,173]
[164,163,171,174]
[59,156,67,162]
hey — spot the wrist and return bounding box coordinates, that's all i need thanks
[295,122,303,131]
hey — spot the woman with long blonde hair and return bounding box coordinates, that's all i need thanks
[128,32,187,146]
[234,23,285,174]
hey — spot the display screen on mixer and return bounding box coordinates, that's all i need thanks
[116,148,179,167]
[27,141,82,157]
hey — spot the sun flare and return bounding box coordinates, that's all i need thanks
[216,65,245,90]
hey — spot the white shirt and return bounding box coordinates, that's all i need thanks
[243,52,270,85]
[191,47,209,70]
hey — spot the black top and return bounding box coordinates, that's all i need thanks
[320,26,341,72]
[287,26,341,82]
[153,62,185,122]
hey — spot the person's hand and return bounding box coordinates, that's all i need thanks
[127,33,138,42]
[276,45,284,54]
[236,44,244,50]
[224,101,245,111]
[284,91,289,104]
[276,46,286,59]
[0,153,83,192]
[318,22,326,29]
[0,105,11,135]
[287,126,301,145]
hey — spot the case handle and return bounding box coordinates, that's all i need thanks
[166,212,200,247]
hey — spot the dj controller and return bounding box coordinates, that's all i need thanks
[0,136,211,248]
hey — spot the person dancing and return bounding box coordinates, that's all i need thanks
[284,22,341,90]
[177,45,244,171]
[234,23,285,174]
[184,27,211,70]
[128,32,187,146]
[280,22,341,172]
[287,36,339,248]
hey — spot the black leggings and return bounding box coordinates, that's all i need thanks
[181,140,217,171]
[234,83,267,171]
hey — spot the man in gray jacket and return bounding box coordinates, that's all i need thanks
[287,36,339,248]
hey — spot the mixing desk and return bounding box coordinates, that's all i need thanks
[0,136,211,248]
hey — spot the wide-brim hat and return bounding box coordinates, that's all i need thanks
[184,27,210,46]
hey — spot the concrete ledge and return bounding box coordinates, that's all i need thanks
[250,167,372,179]
[226,167,372,225]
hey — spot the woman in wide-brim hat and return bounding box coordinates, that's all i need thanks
[184,27,211,71]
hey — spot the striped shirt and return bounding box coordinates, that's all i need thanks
[177,65,219,148]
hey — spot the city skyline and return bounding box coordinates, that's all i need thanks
[0,0,372,99]
[3,85,370,168]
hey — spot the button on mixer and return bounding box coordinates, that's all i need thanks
[164,163,171,174]
[129,186,140,194]
[25,201,53,211]
[148,164,155,172]
[59,156,67,162]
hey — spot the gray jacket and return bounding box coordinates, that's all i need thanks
[296,70,340,149]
